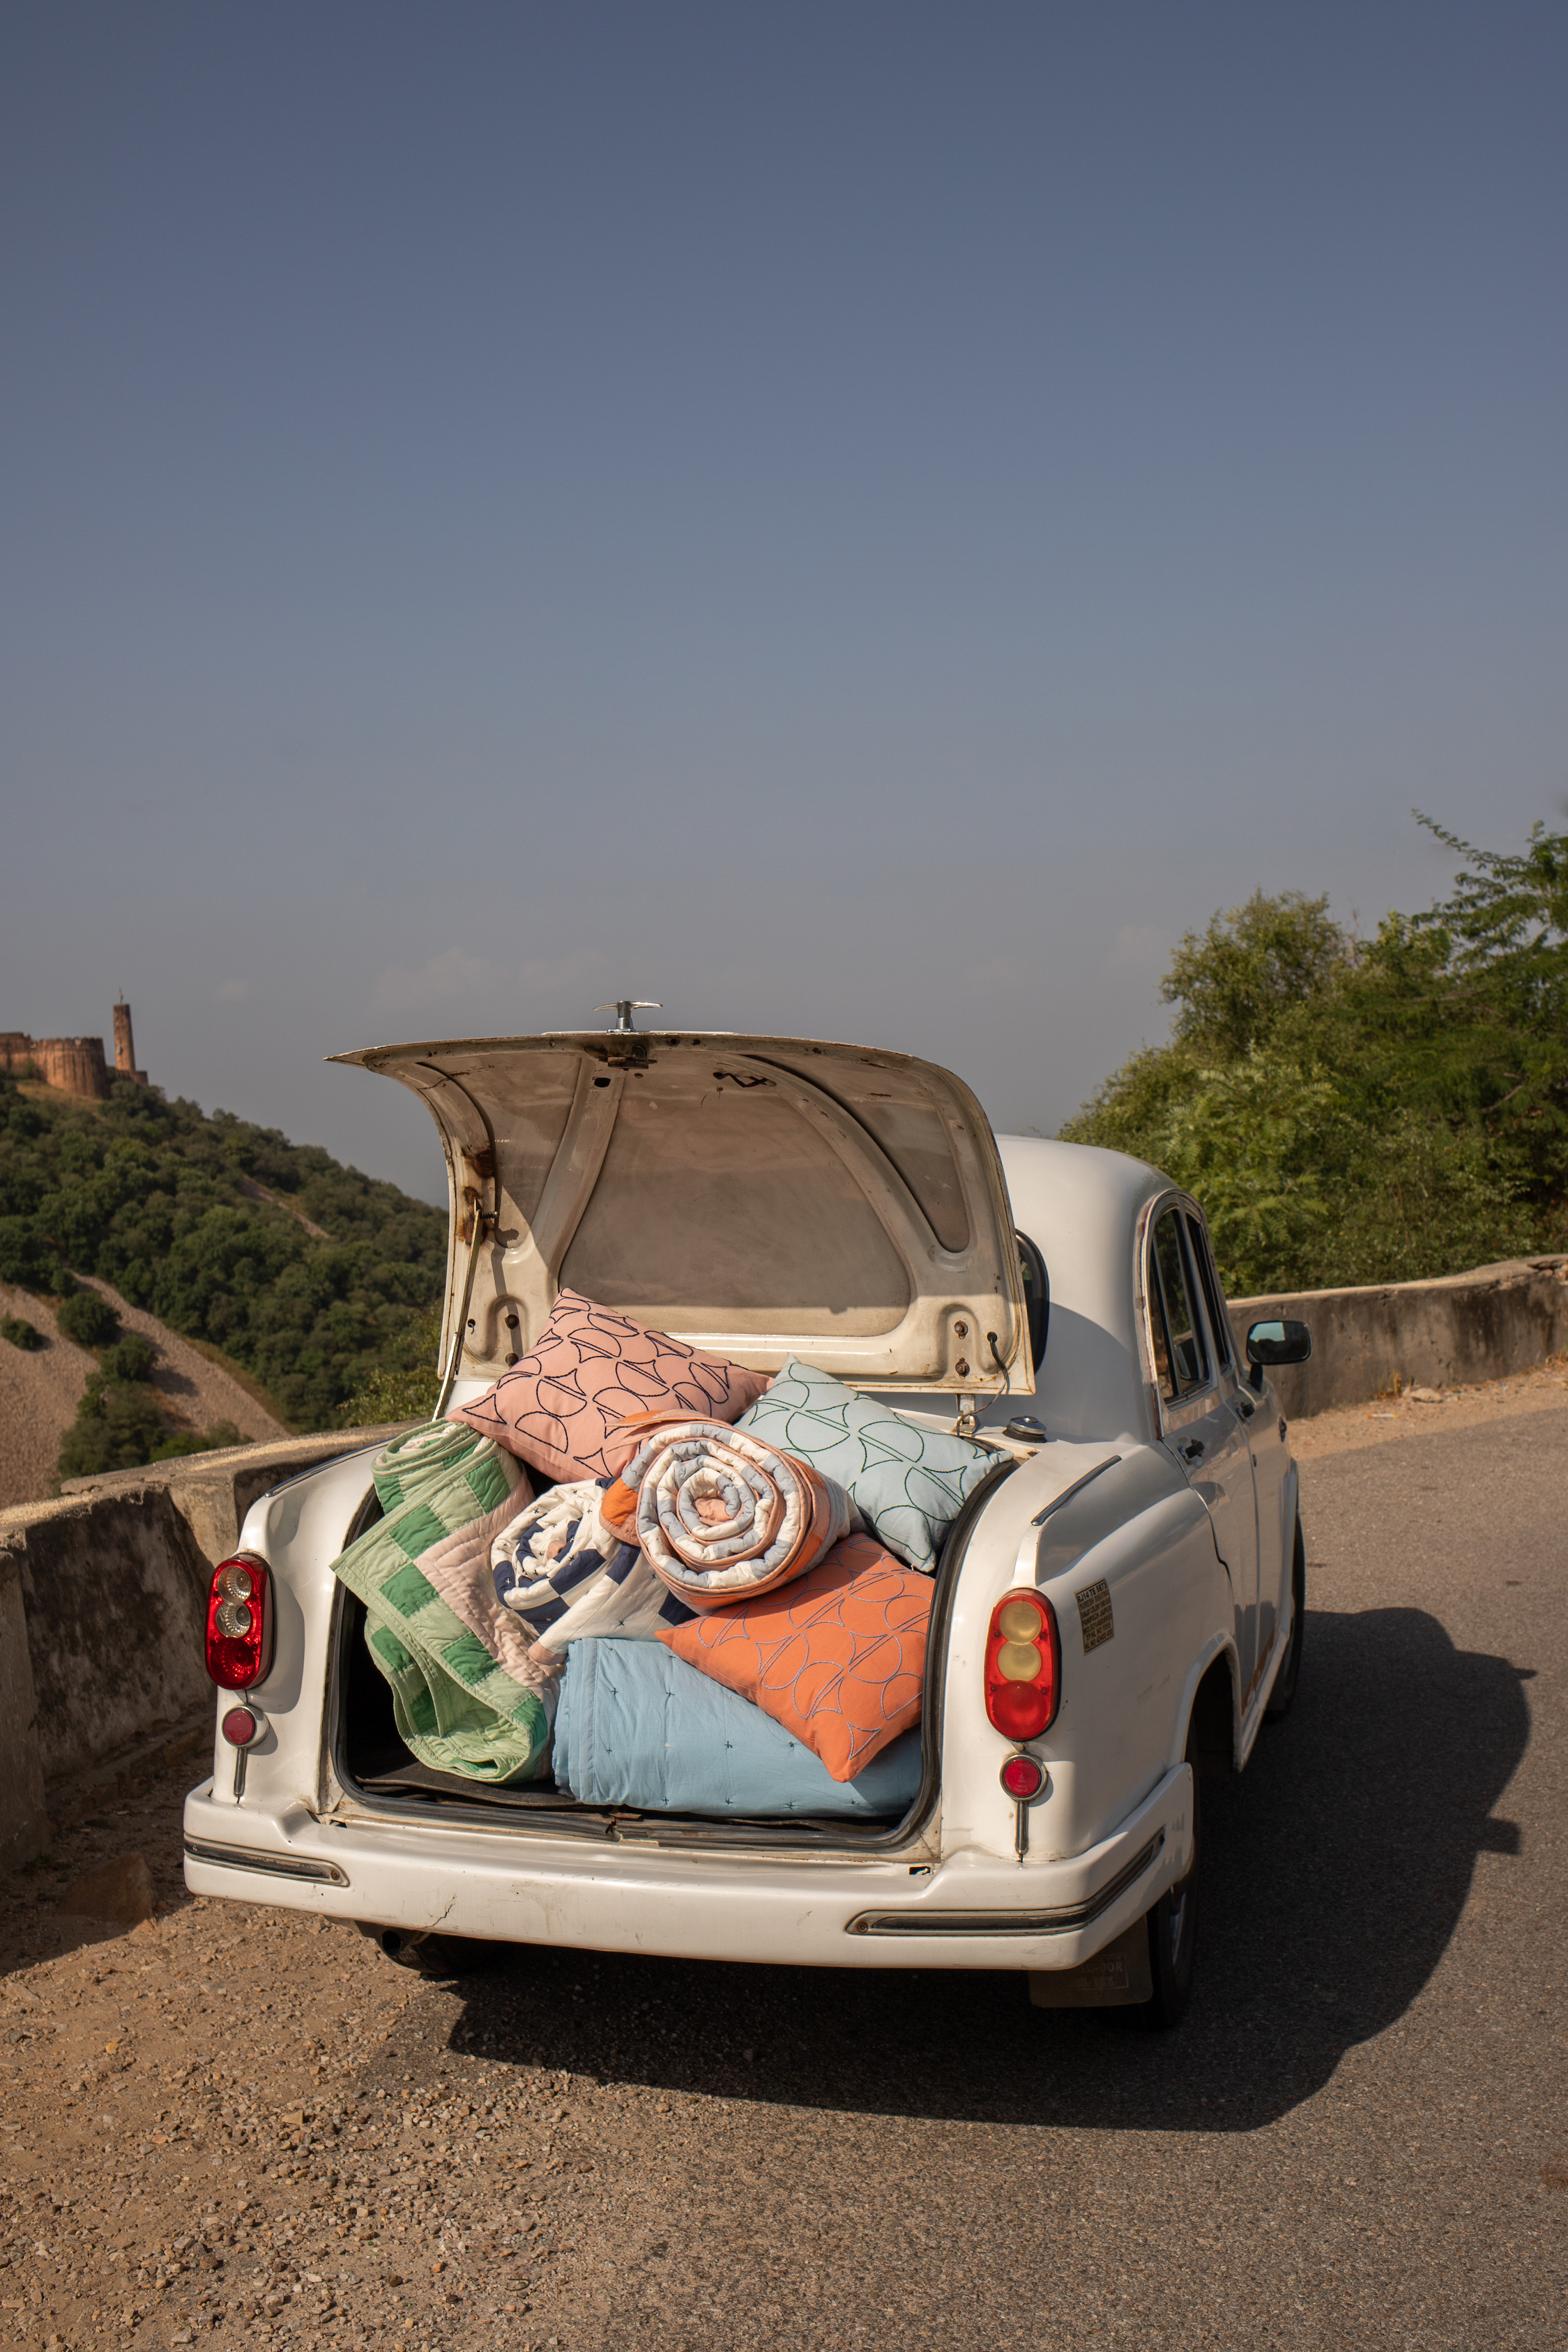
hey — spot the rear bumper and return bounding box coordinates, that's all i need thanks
[181,1763,1192,1973]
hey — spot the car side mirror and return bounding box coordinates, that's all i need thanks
[1245,1318,1312,1391]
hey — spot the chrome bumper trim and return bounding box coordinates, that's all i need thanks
[844,1829,1164,1937]
[184,1837,349,1888]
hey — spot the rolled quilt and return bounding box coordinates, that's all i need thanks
[331,1421,553,1783]
[491,1479,696,1664]
[600,1418,855,1611]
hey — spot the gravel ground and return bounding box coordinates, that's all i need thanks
[0,1280,289,1510]
[1286,1349,1568,1463]
[1,1402,1564,2349]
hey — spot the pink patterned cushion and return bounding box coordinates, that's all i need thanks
[450,1289,770,1484]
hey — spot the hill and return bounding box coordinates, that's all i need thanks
[0,1272,293,1510]
[0,1073,447,1435]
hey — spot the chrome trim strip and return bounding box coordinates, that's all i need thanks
[184,1837,349,1888]
[843,1829,1164,1937]
[1030,1455,1123,1528]
[1013,1452,1122,1579]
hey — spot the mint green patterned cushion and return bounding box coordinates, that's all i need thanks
[736,1358,994,1575]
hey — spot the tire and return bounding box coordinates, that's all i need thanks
[1264,1515,1306,1722]
[356,1924,506,1977]
[1138,1729,1200,2030]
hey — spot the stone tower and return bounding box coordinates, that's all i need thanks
[0,1001,146,1098]
[113,999,148,1086]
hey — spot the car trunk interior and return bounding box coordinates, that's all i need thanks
[319,1030,1030,1853]
[328,1457,1015,1854]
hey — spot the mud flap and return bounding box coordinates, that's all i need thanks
[1028,1917,1152,2007]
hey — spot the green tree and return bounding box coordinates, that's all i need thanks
[1062,817,1561,1293]
[1161,890,1347,1061]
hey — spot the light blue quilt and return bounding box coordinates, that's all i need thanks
[553,1637,922,1818]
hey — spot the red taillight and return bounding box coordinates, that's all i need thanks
[204,1554,273,1690]
[984,1586,1060,1741]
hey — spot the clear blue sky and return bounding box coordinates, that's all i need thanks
[3,2,1564,1204]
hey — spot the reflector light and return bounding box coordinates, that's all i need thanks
[221,1706,259,1747]
[204,1554,273,1690]
[984,1586,1060,1740]
[1000,1752,1045,1800]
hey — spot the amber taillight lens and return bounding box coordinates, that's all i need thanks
[204,1555,273,1690]
[983,1587,1060,1741]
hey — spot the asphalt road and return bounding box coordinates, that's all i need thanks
[3,1407,1565,2350]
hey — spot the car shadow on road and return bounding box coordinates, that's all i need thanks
[438,1604,1531,2133]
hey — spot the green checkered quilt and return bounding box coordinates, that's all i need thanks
[333,1421,552,1783]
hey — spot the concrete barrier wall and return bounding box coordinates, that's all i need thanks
[0,1551,47,1872]
[1227,1255,1568,1419]
[0,1422,414,1867]
[8,1483,216,1784]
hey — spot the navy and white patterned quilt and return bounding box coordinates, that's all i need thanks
[491,1479,695,1664]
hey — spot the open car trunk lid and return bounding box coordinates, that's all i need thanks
[330,1030,1032,1397]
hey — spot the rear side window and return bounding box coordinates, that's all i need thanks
[1017,1231,1049,1371]
[1185,1212,1233,1369]
[1148,1209,1211,1402]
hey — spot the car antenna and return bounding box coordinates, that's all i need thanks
[594,999,662,1034]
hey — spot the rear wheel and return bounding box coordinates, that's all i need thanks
[1265,1516,1306,1722]
[1138,1729,1200,2029]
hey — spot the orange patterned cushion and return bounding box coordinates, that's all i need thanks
[451,1290,769,1485]
[657,1533,930,1782]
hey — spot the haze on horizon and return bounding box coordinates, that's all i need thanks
[2,2,1564,1206]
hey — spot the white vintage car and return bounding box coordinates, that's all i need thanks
[183,1027,1309,2027]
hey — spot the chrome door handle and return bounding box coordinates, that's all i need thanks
[1180,1438,1205,1462]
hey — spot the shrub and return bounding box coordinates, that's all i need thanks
[151,1419,250,1462]
[55,1375,167,1480]
[1,1314,42,1351]
[98,1331,157,1383]
[54,1378,250,1480]
[54,1289,121,1349]
[0,1216,50,1287]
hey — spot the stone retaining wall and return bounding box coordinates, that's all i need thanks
[1227,1255,1568,1418]
[0,1423,415,1867]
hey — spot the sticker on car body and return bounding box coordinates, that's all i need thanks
[1076,1577,1114,1652]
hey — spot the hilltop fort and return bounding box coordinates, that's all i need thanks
[0,998,149,1098]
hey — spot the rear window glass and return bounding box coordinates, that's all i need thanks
[1149,1211,1210,1401]
[1185,1213,1233,1368]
